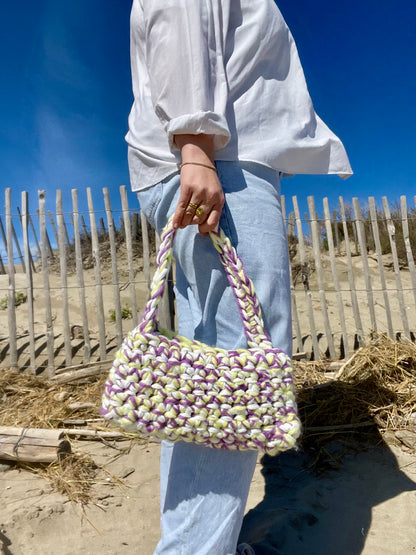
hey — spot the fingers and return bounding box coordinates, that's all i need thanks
[198,206,222,235]
[173,196,223,233]
[172,189,195,229]
[172,165,225,233]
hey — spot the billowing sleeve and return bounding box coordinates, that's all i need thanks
[142,0,230,151]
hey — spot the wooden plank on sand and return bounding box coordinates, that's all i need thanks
[0,426,71,463]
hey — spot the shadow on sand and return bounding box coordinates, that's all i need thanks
[239,378,416,554]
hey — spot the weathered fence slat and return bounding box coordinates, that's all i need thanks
[71,189,91,363]
[0,213,5,272]
[141,211,151,298]
[352,197,377,331]
[48,210,59,248]
[120,186,139,328]
[63,214,70,246]
[86,187,107,361]
[0,216,10,272]
[103,188,123,347]
[57,190,72,366]
[368,197,394,338]
[132,212,139,241]
[339,197,365,347]
[308,196,335,358]
[293,196,320,358]
[37,209,54,259]
[401,195,416,316]
[80,215,89,241]
[323,198,349,356]
[304,212,312,239]
[38,190,55,375]
[16,207,36,273]
[282,198,302,354]
[22,192,36,372]
[99,217,106,237]
[11,216,26,273]
[28,213,41,259]
[382,196,410,339]
[290,270,303,355]
[333,209,340,255]
[5,189,18,369]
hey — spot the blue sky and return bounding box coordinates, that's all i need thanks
[1,0,415,228]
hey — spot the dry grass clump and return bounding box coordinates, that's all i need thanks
[0,369,106,428]
[294,333,416,467]
[24,453,100,504]
[0,370,110,503]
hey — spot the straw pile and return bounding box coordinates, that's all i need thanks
[1,332,416,495]
[295,333,416,468]
[0,369,106,428]
[0,370,113,502]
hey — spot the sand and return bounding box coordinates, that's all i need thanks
[1,248,416,554]
[1,440,415,554]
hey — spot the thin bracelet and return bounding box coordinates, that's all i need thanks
[179,162,217,172]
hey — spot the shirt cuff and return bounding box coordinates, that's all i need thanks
[163,111,231,152]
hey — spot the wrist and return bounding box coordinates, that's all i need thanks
[174,134,215,165]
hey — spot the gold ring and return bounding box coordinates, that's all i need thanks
[187,202,199,211]
[195,206,204,218]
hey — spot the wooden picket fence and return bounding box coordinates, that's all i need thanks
[1,187,416,373]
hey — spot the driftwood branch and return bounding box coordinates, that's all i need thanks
[50,364,111,385]
[0,426,71,463]
[61,428,129,440]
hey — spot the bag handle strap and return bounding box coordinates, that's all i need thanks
[139,217,273,350]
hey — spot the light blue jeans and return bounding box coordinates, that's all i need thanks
[137,161,292,555]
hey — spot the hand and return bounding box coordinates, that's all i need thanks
[173,134,224,234]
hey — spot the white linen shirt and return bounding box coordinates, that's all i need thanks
[126,0,352,191]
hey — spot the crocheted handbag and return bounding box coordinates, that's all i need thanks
[101,218,301,455]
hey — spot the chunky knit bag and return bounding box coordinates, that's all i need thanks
[101,218,301,455]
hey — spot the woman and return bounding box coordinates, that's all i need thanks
[126,1,352,553]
